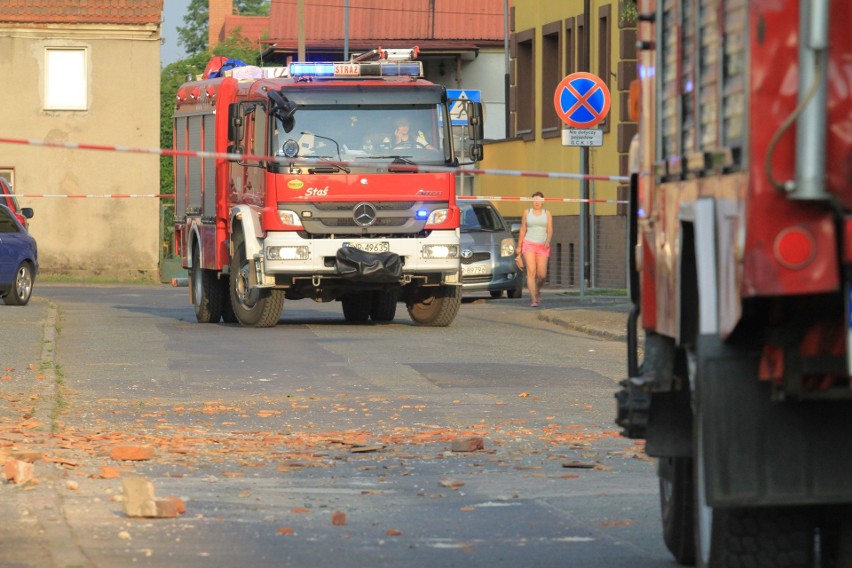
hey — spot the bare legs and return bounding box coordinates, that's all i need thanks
[523,251,548,306]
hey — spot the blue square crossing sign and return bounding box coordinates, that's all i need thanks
[447,89,481,125]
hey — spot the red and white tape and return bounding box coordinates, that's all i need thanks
[0,135,629,197]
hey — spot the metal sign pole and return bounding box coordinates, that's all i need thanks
[580,149,587,297]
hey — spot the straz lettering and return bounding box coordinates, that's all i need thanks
[305,187,330,197]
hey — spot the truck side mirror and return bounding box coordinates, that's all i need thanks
[228,103,244,147]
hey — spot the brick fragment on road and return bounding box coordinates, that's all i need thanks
[451,436,485,452]
[4,459,35,484]
[122,476,158,517]
[331,511,347,526]
[111,446,154,461]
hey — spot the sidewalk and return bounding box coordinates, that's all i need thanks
[530,289,637,342]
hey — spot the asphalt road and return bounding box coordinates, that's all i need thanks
[0,283,670,568]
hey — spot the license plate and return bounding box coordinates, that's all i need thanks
[343,241,389,253]
[462,264,488,276]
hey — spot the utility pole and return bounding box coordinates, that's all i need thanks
[344,0,350,60]
[298,0,305,62]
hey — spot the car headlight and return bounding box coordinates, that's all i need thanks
[425,209,449,226]
[422,244,459,259]
[266,246,309,260]
[278,209,304,227]
[501,238,516,257]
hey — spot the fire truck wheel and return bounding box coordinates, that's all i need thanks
[659,456,695,565]
[406,285,461,327]
[229,232,284,327]
[818,511,852,568]
[370,290,398,322]
[220,278,237,323]
[192,246,224,323]
[342,292,372,322]
[693,350,815,568]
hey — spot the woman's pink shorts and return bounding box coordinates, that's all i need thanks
[521,241,550,258]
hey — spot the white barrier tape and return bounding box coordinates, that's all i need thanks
[458,195,627,204]
[0,136,628,184]
[10,194,171,198]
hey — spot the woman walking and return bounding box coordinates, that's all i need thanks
[516,191,553,307]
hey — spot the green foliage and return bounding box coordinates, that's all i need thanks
[236,0,271,16]
[621,0,638,25]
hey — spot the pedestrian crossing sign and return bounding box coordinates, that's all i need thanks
[447,89,481,125]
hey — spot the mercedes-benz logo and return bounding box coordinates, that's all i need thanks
[353,202,377,227]
[461,249,473,259]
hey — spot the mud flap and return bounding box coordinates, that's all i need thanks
[335,247,403,283]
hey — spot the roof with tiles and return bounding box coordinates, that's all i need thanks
[0,1,163,26]
[224,0,503,46]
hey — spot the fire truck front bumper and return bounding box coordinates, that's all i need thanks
[259,230,461,284]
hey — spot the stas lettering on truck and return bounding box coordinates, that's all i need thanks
[172,47,485,328]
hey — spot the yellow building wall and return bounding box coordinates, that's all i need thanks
[477,0,634,223]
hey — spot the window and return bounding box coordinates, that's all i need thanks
[541,22,562,138]
[45,48,87,111]
[0,206,20,234]
[598,5,612,133]
[514,29,535,140]
[565,18,576,76]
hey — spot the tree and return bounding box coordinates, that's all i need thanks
[178,0,270,57]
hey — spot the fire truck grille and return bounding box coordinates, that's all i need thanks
[280,201,449,236]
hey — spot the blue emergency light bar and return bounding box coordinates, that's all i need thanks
[289,61,423,78]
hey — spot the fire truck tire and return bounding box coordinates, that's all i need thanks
[406,285,461,327]
[370,290,398,322]
[659,456,696,565]
[220,278,237,323]
[694,352,815,568]
[820,512,852,568]
[229,232,284,327]
[192,247,224,323]
[342,293,372,322]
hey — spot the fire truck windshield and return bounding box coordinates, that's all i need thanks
[273,105,450,165]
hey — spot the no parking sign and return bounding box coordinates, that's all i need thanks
[553,72,611,129]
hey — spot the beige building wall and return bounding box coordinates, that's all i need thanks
[0,23,162,280]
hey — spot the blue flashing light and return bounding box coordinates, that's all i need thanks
[290,63,336,77]
[416,209,429,220]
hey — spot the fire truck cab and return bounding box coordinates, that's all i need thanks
[173,49,483,327]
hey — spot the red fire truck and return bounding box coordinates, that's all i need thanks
[617,1,852,566]
[172,49,482,327]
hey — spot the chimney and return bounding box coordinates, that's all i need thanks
[208,0,233,50]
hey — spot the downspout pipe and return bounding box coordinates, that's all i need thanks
[792,0,829,200]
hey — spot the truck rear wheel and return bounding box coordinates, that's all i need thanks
[693,352,815,568]
[406,285,461,327]
[659,456,695,565]
[192,246,224,323]
[229,232,284,328]
[342,293,372,322]
[370,290,398,322]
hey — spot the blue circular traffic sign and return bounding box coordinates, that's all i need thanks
[554,72,611,129]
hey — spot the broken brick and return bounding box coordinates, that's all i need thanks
[111,446,154,461]
[4,459,34,484]
[450,437,485,453]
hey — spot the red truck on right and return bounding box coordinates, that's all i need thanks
[616,1,852,566]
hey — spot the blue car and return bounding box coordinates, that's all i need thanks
[0,204,38,305]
